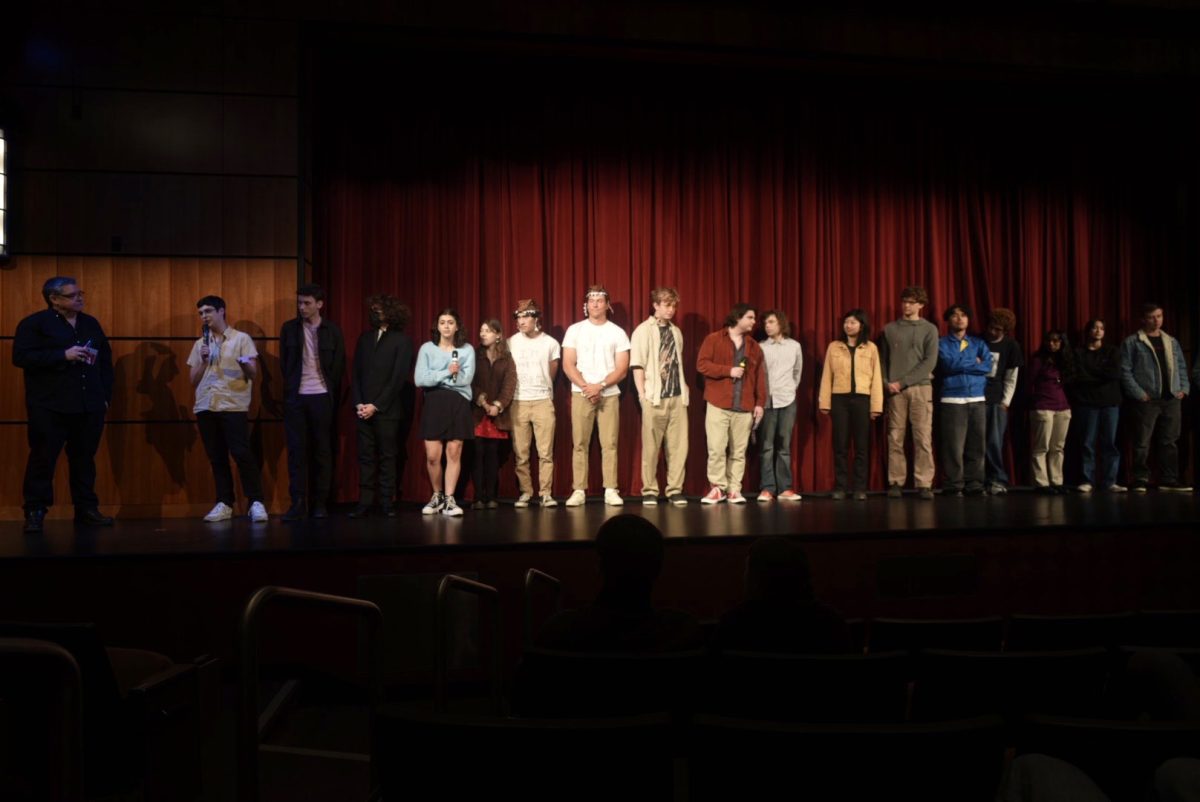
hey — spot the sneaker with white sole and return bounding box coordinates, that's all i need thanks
[778,490,803,502]
[540,495,558,508]
[727,491,747,504]
[203,502,233,522]
[565,489,587,507]
[642,495,658,507]
[757,490,774,502]
[249,501,268,522]
[442,495,463,516]
[1077,483,1093,494]
[422,493,446,514]
[514,493,532,508]
[604,488,624,506]
[1107,484,1127,493]
[701,487,725,504]
[669,495,688,506]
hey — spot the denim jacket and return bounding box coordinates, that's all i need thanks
[1120,330,1189,400]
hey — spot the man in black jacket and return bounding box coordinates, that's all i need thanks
[350,294,413,517]
[279,284,346,520]
[13,276,114,532]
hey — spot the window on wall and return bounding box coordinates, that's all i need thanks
[0,128,6,257]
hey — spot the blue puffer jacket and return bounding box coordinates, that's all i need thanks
[1120,330,1190,400]
[937,334,993,400]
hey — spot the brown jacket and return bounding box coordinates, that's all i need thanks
[471,347,517,430]
[696,329,767,411]
[818,340,884,415]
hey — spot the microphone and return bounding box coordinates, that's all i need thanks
[203,323,210,346]
[450,349,459,383]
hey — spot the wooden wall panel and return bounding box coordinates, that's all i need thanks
[1,256,299,519]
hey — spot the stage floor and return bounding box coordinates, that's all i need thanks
[2,489,1196,561]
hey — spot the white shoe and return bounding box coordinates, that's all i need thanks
[1077,483,1093,494]
[540,495,558,508]
[422,493,445,515]
[203,502,233,522]
[565,489,587,507]
[442,495,463,516]
[1107,484,1127,493]
[604,488,624,506]
[514,493,532,508]
[248,501,268,522]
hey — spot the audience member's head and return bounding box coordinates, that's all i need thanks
[745,537,815,604]
[595,515,665,610]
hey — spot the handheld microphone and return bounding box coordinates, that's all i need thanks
[450,349,459,383]
[203,323,210,346]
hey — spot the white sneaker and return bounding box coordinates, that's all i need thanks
[540,495,558,508]
[565,489,587,507]
[604,488,624,506]
[422,493,445,515]
[1077,483,1093,494]
[203,502,233,522]
[514,493,532,508]
[248,501,268,522]
[442,495,463,516]
[1107,484,1128,493]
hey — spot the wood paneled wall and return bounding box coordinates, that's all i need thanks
[1,256,298,519]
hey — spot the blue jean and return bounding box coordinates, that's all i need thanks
[759,401,797,494]
[984,402,1010,485]
[1076,405,1120,488]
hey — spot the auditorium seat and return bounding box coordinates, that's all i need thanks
[375,708,677,800]
[1131,610,1200,648]
[1006,611,1136,651]
[688,714,1006,802]
[704,650,911,722]
[868,616,1005,653]
[911,648,1111,723]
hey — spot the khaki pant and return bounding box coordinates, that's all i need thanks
[705,403,753,493]
[641,395,689,497]
[1030,409,1072,487]
[886,384,935,488]
[511,398,556,496]
[571,394,620,491]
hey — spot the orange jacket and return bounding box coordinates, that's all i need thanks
[696,329,767,411]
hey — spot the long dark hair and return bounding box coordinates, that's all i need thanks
[430,308,467,348]
[480,318,510,358]
[837,309,871,347]
[1037,329,1076,379]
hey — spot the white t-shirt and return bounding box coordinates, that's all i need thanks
[562,319,631,398]
[508,331,561,401]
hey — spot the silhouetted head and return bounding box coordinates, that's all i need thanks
[595,515,664,610]
[745,537,815,604]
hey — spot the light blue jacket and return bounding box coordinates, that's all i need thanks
[1120,330,1189,400]
[414,342,475,402]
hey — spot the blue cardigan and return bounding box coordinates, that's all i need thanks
[414,342,475,401]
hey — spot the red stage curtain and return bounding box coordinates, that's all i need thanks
[314,52,1193,502]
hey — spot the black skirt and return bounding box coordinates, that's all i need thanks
[420,387,476,441]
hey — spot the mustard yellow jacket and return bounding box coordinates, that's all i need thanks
[818,340,884,415]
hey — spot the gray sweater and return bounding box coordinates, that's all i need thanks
[880,318,940,388]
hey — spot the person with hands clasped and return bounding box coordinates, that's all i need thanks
[414,308,476,516]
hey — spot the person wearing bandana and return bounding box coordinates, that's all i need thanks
[507,299,561,508]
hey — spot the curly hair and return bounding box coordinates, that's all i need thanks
[762,309,791,338]
[900,286,929,306]
[366,294,411,330]
[724,303,757,328]
[988,308,1016,332]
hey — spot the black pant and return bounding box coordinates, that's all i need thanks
[197,411,263,505]
[284,392,334,505]
[831,394,871,492]
[23,407,105,511]
[1129,397,1182,485]
[939,401,987,493]
[472,437,510,502]
[357,416,399,506]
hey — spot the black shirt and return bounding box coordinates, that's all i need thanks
[12,309,113,414]
[984,337,1024,405]
[1151,336,1172,399]
[1071,345,1122,407]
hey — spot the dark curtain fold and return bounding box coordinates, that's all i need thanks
[314,50,1194,502]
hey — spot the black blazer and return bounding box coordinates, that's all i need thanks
[280,317,347,402]
[13,309,113,414]
[352,328,413,420]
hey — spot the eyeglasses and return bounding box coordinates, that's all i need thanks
[56,290,85,299]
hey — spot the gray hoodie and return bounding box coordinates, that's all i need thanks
[880,318,940,388]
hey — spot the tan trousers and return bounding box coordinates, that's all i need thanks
[1030,409,1072,487]
[705,403,753,493]
[571,393,620,491]
[511,398,556,496]
[886,384,935,488]
[640,395,689,497]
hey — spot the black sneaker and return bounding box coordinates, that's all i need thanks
[1131,481,1149,494]
[282,499,307,522]
[74,507,114,526]
[311,506,329,519]
[887,484,903,499]
[918,487,935,500]
[349,503,373,518]
[23,508,46,534]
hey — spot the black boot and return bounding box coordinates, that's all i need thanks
[24,508,46,534]
[282,498,307,522]
[74,507,114,526]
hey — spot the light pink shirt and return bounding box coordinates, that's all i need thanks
[299,320,327,395]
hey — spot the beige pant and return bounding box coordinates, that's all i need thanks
[511,398,556,496]
[571,393,620,491]
[641,395,689,497]
[1030,409,1072,487]
[705,403,753,493]
[886,384,935,488]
